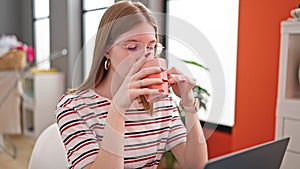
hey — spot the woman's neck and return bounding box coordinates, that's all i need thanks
[95,68,125,100]
[95,71,113,100]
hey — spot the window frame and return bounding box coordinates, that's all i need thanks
[81,0,114,79]
[32,0,51,70]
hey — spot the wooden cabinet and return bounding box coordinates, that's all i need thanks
[276,20,300,169]
[22,72,65,138]
[0,71,22,134]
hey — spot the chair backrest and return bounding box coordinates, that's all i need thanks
[28,123,68,169]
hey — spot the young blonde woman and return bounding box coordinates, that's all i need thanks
[55,1,208,168]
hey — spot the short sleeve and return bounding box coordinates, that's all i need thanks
[165,102,187,151]
[55,107,99,169]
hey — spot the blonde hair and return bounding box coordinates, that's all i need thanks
[71,1,158,111]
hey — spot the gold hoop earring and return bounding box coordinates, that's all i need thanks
[104,58,110,70]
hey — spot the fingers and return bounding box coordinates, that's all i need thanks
[167,67,195,86]
[128,52,151,76]
[135,78,164,88]
[169,74,196,86]
[166,67,183,85]
[166,67,183,75]
[129,88,165,99]
[133,67,163,80]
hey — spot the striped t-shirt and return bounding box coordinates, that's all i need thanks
[55,89,187,169]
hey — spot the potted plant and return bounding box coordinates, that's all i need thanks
[158,59,210,169]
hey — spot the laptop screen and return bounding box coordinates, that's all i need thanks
[204,137,290,169]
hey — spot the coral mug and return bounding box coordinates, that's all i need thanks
[141,58,169,102]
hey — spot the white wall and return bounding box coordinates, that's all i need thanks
[20,0,33,45]
[0,0,29,43]
[49,0,69,89]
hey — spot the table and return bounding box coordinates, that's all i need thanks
[0,70,21,158]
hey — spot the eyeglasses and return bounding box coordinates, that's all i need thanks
[118,41,164,57]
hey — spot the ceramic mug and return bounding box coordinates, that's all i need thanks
[141,58,169,102]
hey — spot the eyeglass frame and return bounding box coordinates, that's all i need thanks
[115,40,164,57]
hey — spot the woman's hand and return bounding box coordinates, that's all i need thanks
[111,52,165,112]
[166,67,196,106]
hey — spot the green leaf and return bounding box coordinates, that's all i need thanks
[200,101,207,110]
[180,59,209,70]
[193,85,210,96]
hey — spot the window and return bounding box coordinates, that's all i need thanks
[82,0,114,79]
[33,0,50,70]
[167,0,239,127]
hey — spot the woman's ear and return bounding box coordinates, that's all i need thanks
[105,51,110,59]
[104,45,111,57]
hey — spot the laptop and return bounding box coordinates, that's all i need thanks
[204,137,290,169]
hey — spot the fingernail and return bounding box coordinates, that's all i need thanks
[159,89,164,92]
[162,79,168,82]
[179,80,185,83]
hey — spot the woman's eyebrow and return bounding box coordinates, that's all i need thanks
[124,39,157,44]
[148,40,156,44]
[123,39,138,43]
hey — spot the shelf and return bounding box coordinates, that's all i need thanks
[281,151,300,169]
[21,72,65,138]
[22,94,34,106]
[276,20,300,168]
[285,34,300,99]
[277,20,300,113]
[22,106,34,135]
[23,77,34,98]
[283,118,300,153]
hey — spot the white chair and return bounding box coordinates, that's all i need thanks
[28,123,68,169]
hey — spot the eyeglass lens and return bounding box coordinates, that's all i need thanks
[123,42,163,57]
